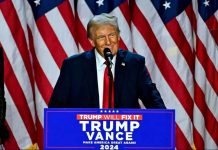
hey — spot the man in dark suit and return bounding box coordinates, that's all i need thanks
[0,45,9,144]
[49,13,166,109]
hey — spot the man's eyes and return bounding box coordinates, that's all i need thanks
[96,36,105,40]
[109,33,116,37]
[96,34,116,40]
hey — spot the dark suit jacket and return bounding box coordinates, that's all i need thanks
[0,46,6,123]
[49,49,166,108]
[0,46,9,144]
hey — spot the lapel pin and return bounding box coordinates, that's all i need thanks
[121,62,125,66]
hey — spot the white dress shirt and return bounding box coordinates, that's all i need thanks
[95,49,116,108]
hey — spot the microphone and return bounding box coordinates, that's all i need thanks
[103,48,113,68]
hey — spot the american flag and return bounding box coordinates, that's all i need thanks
[0,0,217,149]
[0,0,77,149]
[192,0,218,148]
[132,0,218,149]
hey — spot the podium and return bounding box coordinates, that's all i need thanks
[44,109,175,149]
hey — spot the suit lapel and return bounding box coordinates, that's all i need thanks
[114,50,126,107]
[86,50,99,107]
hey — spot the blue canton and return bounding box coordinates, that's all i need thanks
[85,0,125,15]
[151,0,191,24]
[27,0,65,20]
[198,0,218,21]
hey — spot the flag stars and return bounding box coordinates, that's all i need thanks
[163,1,171,10]
[203,0,210,7]
[96,0,104,7]
[34,0,40,6]
[100,109,119,113]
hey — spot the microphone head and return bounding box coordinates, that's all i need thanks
[103,48,113,61]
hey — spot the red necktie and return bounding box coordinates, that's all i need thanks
[103,64,114,108]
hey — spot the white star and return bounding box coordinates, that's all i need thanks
[163,1,171,10]
[34,0,40,6]
[203,0,210,7]
[96,0,104,7]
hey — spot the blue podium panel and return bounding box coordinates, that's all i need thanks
[44,109,175,149]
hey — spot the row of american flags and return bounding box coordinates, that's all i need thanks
[0,0,217,149]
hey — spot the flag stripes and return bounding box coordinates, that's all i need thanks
[26,1,78,149]
[0,0,34,95]
[189,0,218,148]
[2,122,19,149]
[205,15,218,45]
[176,124,193,149]
[0,0,217,149]
[4,53,36,142]
[37,16,68,68]
[0,0,36,147]
[165,19,195,73]
[75,1,93,51]
[132,1,194,118]
[58,0,78,48]
[131,1,194,148]
[28,28,53,105]
[75,12,92,51]
[110,1,132,50]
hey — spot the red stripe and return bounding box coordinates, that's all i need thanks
[132,2,195,149]
[28,27,52,105]
[185,5,206,148]
[176,124,193,150]
[36,16,68,68]
[186,4,218,147]
[119,0,131,27]
[119,38,128,50]
[193,126,204,149]
[185,4,197,31]
[4,53,36,143]
[186,5,218,95]
[75,11,93,51]
[206,15,218,45]
[132,1,194,120]
[28,28,50,149]
[165,19,195,74]
[194,81,218,146]
[1,0,35,96]
[58,0,78,49]
[36,117,44,150]
[196,37,218,95]
[112,1,130,50]
[3,122,19,149]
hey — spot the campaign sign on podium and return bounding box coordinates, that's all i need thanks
[44,109,175,149]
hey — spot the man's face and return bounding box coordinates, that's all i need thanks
[88,24,120,57]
